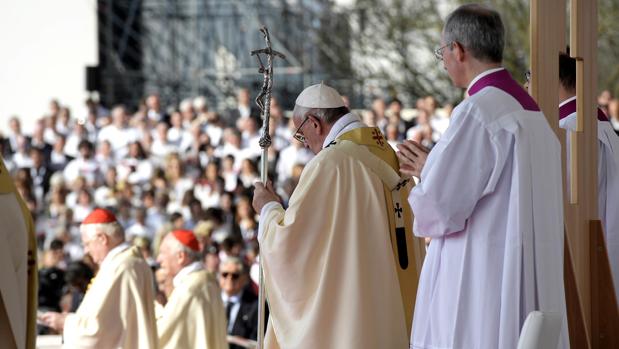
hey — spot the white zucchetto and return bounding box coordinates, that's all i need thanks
[295,82,346,109]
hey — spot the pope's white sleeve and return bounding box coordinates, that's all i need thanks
[258,201,283,240]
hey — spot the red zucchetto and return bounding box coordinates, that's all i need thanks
[82,208,117,225]
[171,230,200,252]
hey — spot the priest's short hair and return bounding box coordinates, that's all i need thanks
[559,50,576,92]
[443,3,504,64]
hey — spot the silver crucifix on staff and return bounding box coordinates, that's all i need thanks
[250,26,285,349]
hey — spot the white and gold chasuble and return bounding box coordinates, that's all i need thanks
[259,117,423,349]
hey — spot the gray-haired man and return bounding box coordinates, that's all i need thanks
[157,230,228,349]
[41,208,158,348]
[398,4,569,348]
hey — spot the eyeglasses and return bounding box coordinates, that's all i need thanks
[221,272,241,280]
[434,42,453,61]
[293,116,310,143]
[525,70,531,83]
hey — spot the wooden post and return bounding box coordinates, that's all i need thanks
[529,0,564,136]
[532,0,619,347]
[590,220,619,348]
[564,0,599,344]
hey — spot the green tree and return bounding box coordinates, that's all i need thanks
[345,0,531,105]
[342,0,618,105]
[456,0,530,84]
[347,0,455,104]
[598,0,619,96]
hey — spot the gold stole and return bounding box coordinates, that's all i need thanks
[0,158,37,349]
[336,127,425,336]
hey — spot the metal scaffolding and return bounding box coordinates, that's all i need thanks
[96,0,352,111]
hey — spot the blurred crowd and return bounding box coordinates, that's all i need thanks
[2,86,618,342]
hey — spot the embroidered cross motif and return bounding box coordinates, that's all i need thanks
[394,203,403,218]
[371,129,384,147]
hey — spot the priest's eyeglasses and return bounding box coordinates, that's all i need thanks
[293,116,310,143]
[221,272,241,280]
[434,42,453,61]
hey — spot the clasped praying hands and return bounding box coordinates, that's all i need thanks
[397,140,430,179]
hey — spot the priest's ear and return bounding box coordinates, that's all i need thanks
[453,41,466,63]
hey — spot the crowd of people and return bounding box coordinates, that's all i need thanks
[2,84,619,347]
[0,85,457,345]
[3,2,619,348]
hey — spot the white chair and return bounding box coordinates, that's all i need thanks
[517,311,563,349]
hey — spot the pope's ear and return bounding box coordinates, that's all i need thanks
[308,115,322,133]
[306,114,318,126]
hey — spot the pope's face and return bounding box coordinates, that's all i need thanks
[293,115,323,155]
